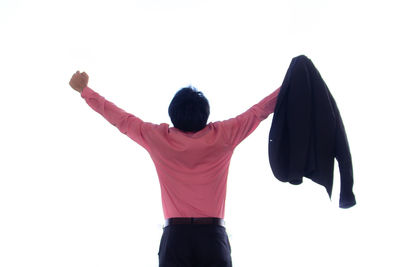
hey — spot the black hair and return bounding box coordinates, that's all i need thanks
[168,86,210,133]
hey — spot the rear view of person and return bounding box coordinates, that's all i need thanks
[69,71,280,266]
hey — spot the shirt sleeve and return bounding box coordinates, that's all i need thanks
[220,87,280,147]
[80,86,154,150]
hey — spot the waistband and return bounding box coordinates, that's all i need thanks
[164,217,225,227]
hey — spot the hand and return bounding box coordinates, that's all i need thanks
[69,71,89,93]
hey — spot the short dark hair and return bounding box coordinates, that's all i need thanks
[168,86,210,133]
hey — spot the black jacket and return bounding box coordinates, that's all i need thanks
[268,55,356,208]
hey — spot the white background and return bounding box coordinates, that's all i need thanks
[1,0,399,266]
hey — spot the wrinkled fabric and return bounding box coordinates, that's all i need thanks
[268,55,356,208]
[81,86,279,218]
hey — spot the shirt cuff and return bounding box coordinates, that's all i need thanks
[80,86,91,98]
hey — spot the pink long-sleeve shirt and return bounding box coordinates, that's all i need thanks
[81,86,280,219]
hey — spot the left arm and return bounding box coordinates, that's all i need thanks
[69,71,151,149]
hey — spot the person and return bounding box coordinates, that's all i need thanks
[69,71,280,267]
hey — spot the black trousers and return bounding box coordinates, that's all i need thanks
[158,224,232,267]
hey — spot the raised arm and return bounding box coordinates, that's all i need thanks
[69,71,151,150]
[220,87,280,147]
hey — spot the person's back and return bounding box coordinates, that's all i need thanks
[69,71,280,266]
[143,123,234,219]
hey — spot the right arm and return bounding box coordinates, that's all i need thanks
[220,87,280,147]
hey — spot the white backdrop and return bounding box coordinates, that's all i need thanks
[1,0,399,266]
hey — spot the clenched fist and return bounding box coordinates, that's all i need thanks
[69,71,89,93]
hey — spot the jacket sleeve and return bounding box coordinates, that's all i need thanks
[80,86,154,150]
[220,87,280,147]
[331,94,357,208]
